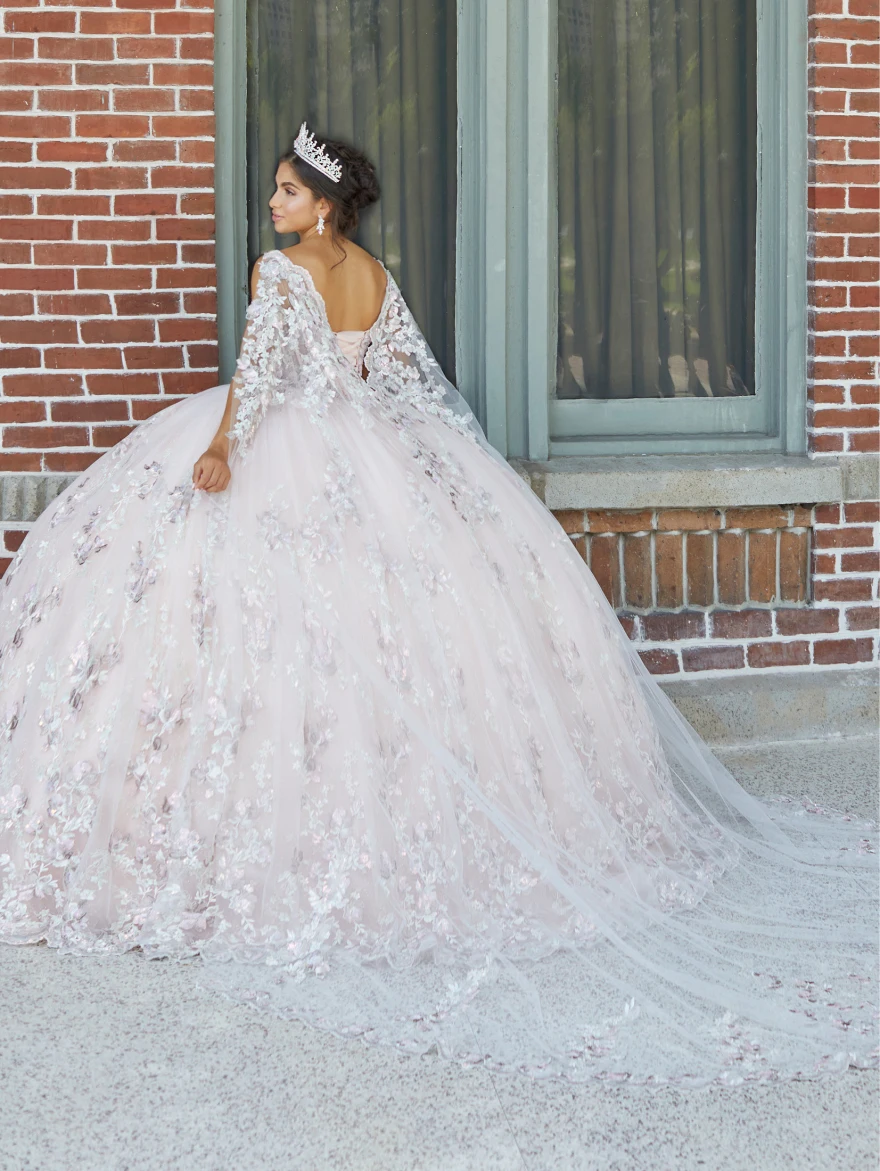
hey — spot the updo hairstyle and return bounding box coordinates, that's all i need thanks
[279,131,380,242]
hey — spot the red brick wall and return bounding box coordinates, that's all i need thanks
[809,0,879,457]
[553,504,878,675]
[0,0,218,474]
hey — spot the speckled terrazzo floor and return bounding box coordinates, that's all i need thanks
[1,735,877,1171]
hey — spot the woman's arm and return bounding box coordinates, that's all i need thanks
[193,261,264,491]
[203,383,235,462]
[204,260,263,460]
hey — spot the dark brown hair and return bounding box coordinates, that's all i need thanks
[279,130,380,260]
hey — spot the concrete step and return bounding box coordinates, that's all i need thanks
[661,665,879,747]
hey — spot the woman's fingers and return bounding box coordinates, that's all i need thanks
[192,455,230,491]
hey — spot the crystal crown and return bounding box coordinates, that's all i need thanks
[293,121,342,184]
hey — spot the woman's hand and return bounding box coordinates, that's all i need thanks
[192,446,231,493]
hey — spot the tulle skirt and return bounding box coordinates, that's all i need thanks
[0,380,876,1090]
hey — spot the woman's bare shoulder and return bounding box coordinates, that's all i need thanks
[282,242,383,286]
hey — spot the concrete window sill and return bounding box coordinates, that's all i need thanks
[0,455,876,525]
[509,454,878,511]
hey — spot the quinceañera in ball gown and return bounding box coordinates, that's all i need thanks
[0,123,876,1090]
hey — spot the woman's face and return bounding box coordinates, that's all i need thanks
[268,161,330,235]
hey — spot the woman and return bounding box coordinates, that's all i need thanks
[0,123,875,1090]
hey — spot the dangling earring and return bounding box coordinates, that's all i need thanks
[316,213,325,236]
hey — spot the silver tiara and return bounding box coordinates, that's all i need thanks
[293,121,342,184]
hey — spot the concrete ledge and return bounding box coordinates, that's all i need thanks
[0,474,76,524]
[0,456,876,524]
[841,453,880,502]
[0,453,875,533]
[661,666,879,746]
[510,454,846,511]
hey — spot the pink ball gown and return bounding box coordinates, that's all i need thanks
[0,250,876,1089]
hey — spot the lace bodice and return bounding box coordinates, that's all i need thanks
[224,250,488,463]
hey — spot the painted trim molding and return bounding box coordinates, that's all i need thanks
[213,0,249,383]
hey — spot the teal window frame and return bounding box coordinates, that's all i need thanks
[214,0,808,460]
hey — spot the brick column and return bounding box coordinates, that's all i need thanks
[0,0,218,571]
[808,0,879,456]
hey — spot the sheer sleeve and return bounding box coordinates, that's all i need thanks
[365,277,493,454]
[225,252,298,464]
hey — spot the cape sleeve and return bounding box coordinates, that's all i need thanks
[224,252,308,464]
[365,277,492,453]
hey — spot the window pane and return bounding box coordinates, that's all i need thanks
[557,0,756,400]
[247,0,457,378]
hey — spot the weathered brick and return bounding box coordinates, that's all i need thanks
[622,534,652,610]
[655,508,722,532]
[814,503,841,525]
[842,551,880,572]
[813,638,874,665]
[779,530,810,603]
[112,141,176,163]
[93,424,136,447]
[586,510,653,534]
[158,318,216,342]
[80,319,155,344]
[845,606,880,631]
[3,373,82,396]
[86,373,160,395]
[0,402,46,423]
[747,642,811,669]
[813,525,875,548]
[847,432,880,453]
[0,347,40,368]
[162,371,216,394]
[38,293,112,315]
[124,345,184,370]
[51,400,130,423]
[641,611,705,642]
[682,646,745,672]
[685,533,714,606]
[844,502,880,524]
[617,613,636,639]
[553,510,585,535]
[725,506,792,530]
[747,531,777,604]
[45,347,123,370]
[654,533,684,609]
[710,610,773,640]
[0,319,76,344]
[3,425,89,448]
[638,649,679,675]
[587,534,620,608]
[775,608,839,635]
[814,578,874,602]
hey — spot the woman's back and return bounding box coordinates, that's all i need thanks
[281,241,387,333]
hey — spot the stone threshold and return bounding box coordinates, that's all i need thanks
[510,453,878,511]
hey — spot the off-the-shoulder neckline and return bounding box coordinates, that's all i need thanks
[268,248,392,339]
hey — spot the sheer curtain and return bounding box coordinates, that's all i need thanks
[247,0,457,378]
[557,0,756,400]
